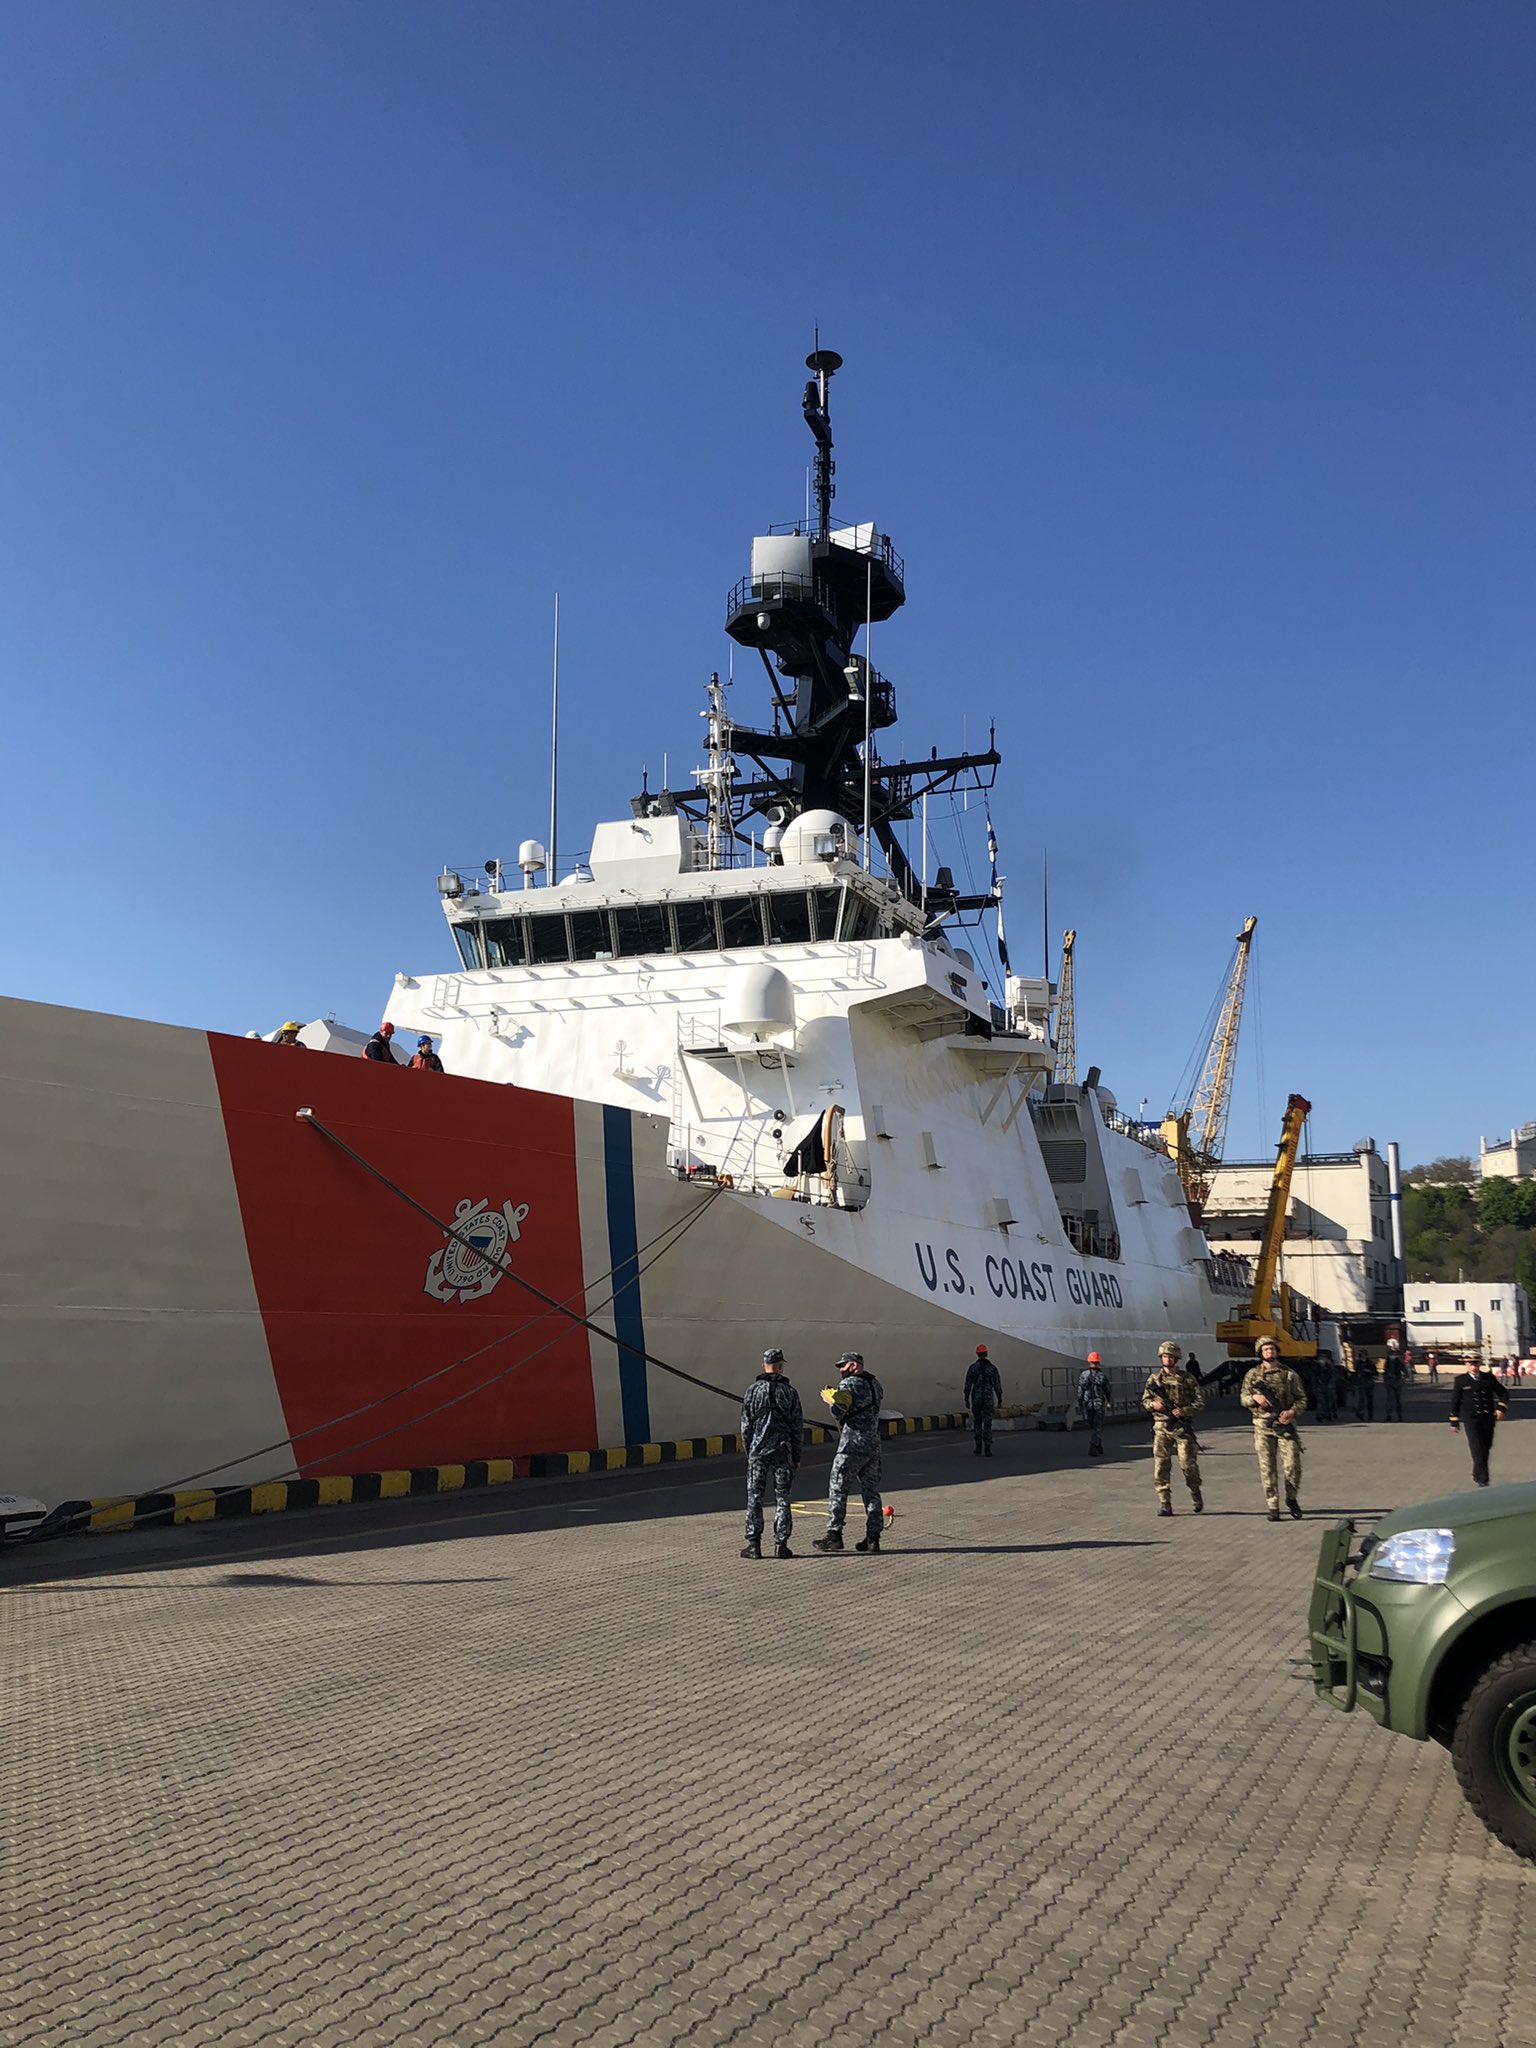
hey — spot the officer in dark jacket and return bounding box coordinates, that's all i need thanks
[814,1353,886,1554]
[740,1349,804,1558]
[1449,1361,1510,1486]
[963,1344,1004,1456]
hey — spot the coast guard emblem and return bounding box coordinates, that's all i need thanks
[424,1196,530,1304]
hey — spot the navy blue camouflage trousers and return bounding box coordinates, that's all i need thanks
[828,1432,883,1541]
[745,1453,796,1546]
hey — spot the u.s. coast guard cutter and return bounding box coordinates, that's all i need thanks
[1,351,1244,1508]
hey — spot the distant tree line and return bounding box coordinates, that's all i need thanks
[1402,1166,1536,1300]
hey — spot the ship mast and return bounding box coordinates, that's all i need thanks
[635,350,1003,916]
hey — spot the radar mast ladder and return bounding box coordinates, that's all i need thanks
[1052,930,1076,1085]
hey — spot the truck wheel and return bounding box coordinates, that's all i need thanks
[1450,1640,1536,1863]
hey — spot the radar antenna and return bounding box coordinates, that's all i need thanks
[802,345,842,540]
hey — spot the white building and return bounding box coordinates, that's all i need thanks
[1203,1140,1401,1318]
[1479,1122,1536,1183]
[1406,1282,1531,1361]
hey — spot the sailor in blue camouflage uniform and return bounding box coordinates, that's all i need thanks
[963,1344,1004,1456]
[739,1348,804,1558]
[814,1352,886,1554]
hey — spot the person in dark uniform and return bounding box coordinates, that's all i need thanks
[814,1353,886,1554]
[739,1348,804,1557]
[1382,1348,1409,1421]
[963,1344,1003,1457]
[364,1021,398,1063]
[1354,1354,1378,1422]
[1449,1360,1510,1486]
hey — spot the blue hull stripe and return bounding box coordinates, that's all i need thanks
[602,1104,651,1443]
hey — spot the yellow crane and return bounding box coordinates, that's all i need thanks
[1053,929,1076,1085]
[1161,914,1257,1216]
[1217,1090,1318,1364]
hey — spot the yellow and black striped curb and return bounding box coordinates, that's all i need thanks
[58,1405,1041,1535]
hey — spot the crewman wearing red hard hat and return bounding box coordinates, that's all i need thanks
[964,1343,1003,1458]
[1077,1351,1112,1456]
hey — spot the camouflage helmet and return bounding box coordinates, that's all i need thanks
[1158,1341,1182,1360]
[1257,1334,1281,1353]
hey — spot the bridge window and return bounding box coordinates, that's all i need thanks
[837,890,881,942]
[569,908,613,959]
[765,891,814,945]
[718,896,767,949]
[672,899,719,952]
[452,926,486,970]
[482,917,530,969]
[528,913,572,965]
[612,903,671,956]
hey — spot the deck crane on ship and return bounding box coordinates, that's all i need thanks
[1161,914,1258,1221]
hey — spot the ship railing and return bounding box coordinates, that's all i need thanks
[1100,1103,1171,1154]
[726,572,837,624]
[1204,1252,1254,1294]
[1060,1212,1121,1262]
[1038,1363,1143,1427]
[762,522,905,587]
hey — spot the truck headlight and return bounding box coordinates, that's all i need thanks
[1367,1528,1456,1584]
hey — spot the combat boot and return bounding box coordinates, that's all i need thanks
[855,1532,881,1553]
[740,1541,761,1558]
[1191,1490,1204,1513]
[1266,1508,1281,1522]
[1157,1500,1173,1517]
[812,1532,844,1552]
[1287,1497,1303,1520]
[774,1541,794,1559]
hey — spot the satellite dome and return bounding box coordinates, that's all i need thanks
[777,809,856,866]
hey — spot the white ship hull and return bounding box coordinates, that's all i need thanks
[0,991,1239,1506]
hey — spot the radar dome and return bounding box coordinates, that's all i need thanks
[721,963,796,1039]
[777,809,856,866]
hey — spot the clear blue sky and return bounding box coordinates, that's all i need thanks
[2,1,1530,1164]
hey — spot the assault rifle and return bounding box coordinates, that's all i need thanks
[1250,1374,1301,1442]
[1145,1378,1197,1444]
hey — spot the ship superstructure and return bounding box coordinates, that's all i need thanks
[385,355,1236,1413]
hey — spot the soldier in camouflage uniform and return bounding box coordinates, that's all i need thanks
[1240,1335,1307,1521]
[814,1352,886,1554]
[963,1344,1003,1456]
[1141,1340,1204,1516]
[739,1348,804,1559]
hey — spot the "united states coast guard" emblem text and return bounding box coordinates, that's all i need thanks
[424,1196,531,1304]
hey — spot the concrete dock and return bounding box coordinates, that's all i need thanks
[4,1388,1534,2047]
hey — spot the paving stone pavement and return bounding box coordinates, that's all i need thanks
[4,1386,1535,2048]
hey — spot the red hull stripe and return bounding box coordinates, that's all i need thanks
[207,1035,599,1470]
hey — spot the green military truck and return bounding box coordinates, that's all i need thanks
[1311,1480,1536,1862]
